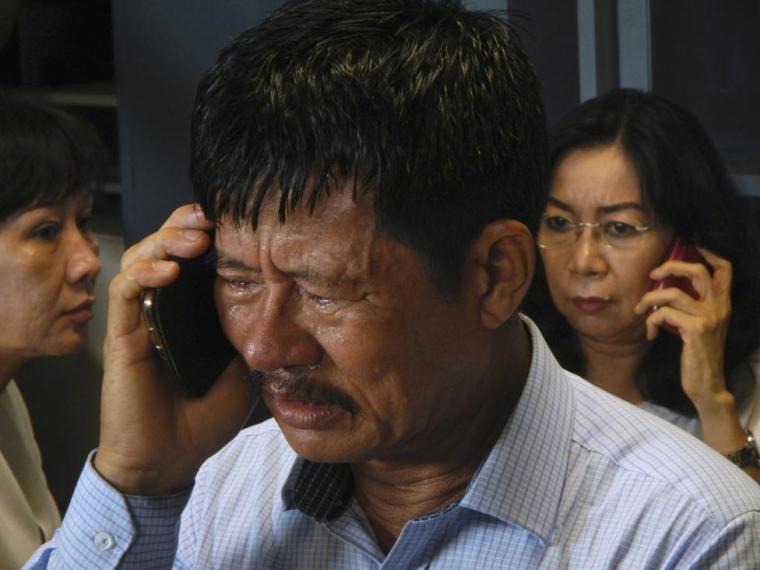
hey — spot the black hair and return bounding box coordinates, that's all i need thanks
[524,88,760,415]
[0,93,107,223]
[191,0,547,294]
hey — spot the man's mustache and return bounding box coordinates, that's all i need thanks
[245,370,356,412]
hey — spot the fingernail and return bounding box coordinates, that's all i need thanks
[193,204,208,222]
[154,260,173,272]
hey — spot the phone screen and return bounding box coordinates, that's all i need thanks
[142,254,237,397]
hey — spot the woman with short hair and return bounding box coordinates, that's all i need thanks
[0,94,104,568]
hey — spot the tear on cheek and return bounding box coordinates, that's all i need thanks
[218,304,242,337]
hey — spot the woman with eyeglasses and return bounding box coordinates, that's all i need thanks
[524,88,760,483]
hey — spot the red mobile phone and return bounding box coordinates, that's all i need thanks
[648,237,712,336]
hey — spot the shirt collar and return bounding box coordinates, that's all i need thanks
[459,315,574,544]
[282,459,353,521]
[281,315,575,540]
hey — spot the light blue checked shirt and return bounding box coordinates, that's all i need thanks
[26,317,760,569]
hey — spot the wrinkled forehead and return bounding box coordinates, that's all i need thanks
[549,145,645,211]
[215,183,379,273]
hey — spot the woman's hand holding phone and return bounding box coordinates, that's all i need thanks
[95,204,256,496]
[634,244,747,452]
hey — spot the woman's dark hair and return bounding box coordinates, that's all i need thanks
[525,88,760,416]
[191,0,547,295]
[0,93,107,223]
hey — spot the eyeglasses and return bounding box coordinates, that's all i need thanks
[537,215,656,251]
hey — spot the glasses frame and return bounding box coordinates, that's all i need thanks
[537,218,656,250]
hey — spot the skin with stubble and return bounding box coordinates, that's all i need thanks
[95,181,535,551]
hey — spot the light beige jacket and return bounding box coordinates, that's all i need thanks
[0,381,60,570]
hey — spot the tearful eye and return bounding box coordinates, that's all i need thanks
[220,277,258,293]
[232,280,256,290]
[299,286,358,311]
[304,291,335,308]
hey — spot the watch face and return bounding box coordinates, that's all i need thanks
[728,430,760,469]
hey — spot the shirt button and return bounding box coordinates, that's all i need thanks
[94,530,115,551]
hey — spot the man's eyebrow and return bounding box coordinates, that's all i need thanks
[215,253,361,288]
[288,268,362,289]
[547,197,646,215]
[215,253,255,272]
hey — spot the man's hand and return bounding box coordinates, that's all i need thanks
[94,204,257,495]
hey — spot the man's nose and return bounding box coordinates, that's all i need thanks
[568,228,608,277]
[66,229,102,287]
[240,290,323,373]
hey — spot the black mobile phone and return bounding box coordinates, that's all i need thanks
[141,254,237,397]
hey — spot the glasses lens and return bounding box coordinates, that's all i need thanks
[538,216,574,249]
[599,221,650,249]
[538,214,653,251]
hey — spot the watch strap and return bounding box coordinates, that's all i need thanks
[725,428,760,469]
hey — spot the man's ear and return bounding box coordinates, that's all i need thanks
[472,220,535,329]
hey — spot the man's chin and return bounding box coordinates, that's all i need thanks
[277,421,368,464]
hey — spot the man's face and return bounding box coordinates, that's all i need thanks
[214,183,492,464]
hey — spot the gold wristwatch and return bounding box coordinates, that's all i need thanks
[725,429,760,469]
